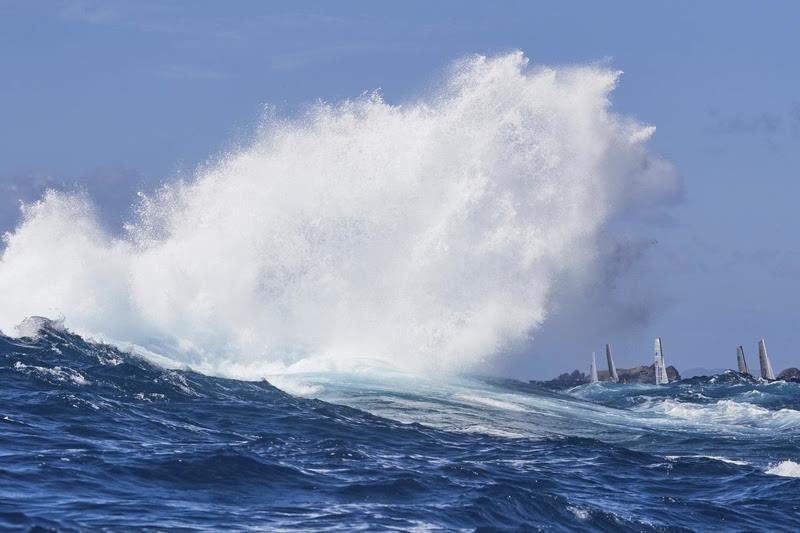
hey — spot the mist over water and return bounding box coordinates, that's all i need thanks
[0,52,677,378]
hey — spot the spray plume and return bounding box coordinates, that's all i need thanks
[0,52,677,377]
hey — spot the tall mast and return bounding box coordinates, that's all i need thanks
[605,344,619,383]
[736,345,750,376]
[590,352,598,383]
[758,339,775,380]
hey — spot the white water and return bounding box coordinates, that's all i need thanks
[0,52,677,377]
[765,460,800,478]
[644,398,800,430]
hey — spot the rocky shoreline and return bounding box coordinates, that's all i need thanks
[532,365,800,390]
[531,364,681,390]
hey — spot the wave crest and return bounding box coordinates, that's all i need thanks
[766,461,800,478]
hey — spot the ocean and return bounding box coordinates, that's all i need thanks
[0,51,795,532]
[2,319,799,531]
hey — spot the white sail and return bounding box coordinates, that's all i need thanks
[605,344,619,383]
[654,337,669,385]
[654,338,662,384]
[736,345,749,376]
[590,352,598,383]
[758,339,775,380]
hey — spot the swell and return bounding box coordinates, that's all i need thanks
[3,321,800,531]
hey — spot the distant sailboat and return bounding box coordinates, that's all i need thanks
[758,339,775,380]
[605,344,619,383]
[654,337,669,385]
[736,345,750,376]
[590,352,599,384]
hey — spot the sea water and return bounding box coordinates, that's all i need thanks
[2,320,799,531]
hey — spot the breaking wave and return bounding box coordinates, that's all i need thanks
[644,398,800,430]
[766,461,800,478]
[0,51,677,377]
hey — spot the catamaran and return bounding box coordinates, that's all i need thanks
[758,338,775,380]
[605,344,619,383]
[589,352,599,383]
[736,345,750,376]
[654,337,669,384]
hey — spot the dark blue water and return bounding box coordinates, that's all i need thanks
[2,320,800,531]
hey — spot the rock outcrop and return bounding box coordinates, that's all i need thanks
[777,367,800,382]
[598,364,681,384]
[535,369,589,389]
[532,364,681,390]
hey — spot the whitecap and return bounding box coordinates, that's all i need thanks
[765,461,800,478]
[13,361,88,386]
[640,399,800,430]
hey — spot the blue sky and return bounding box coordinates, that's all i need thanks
[1,1,799,377]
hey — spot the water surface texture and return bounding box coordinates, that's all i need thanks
[2,320,799,531]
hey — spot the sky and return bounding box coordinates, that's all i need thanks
[1,0,799,378]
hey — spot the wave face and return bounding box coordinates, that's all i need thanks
[4,321,800,531]
[0,52,676,376]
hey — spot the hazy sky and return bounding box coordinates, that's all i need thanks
[1,1,799,377]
